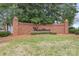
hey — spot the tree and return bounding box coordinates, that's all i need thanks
[0,4,23,31]
[0,4,13,31]
[0,3,77,31]
[54,4,77,25]
[17,3,77,25]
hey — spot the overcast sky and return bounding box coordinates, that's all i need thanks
[73,3,79,28]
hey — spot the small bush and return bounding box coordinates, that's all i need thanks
[0,31,11,37]
[75,29,79,35]
[69,27,75,34]
[31,31,56,35]
[69,29,75,33]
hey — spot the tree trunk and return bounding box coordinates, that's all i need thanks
[3,19,7,31]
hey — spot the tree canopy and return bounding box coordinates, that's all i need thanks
[16,3,77,25]
[0,3,78,30]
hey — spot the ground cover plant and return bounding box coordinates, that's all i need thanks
[0,35,79,56]
[69,27,79,35]
[0,31,11,37]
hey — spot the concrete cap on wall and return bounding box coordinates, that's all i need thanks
[13,16,18,20]
[65,19,68,22]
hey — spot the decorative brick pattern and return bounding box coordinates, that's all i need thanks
[13,16,69,35]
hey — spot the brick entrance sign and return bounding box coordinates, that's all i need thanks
[12,16,68,35]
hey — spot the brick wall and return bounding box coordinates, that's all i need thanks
[13,16,19,35]
[12,16,68,35]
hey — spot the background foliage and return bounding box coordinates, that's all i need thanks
[0,3,77,31]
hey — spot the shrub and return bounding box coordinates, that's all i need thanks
[0,31,11,37]
[69,27,75,34]
[69,27,79,35]
[75,29,79,35]
[69,29,75,33]
[31,31,56,35]
[69,27,75,29]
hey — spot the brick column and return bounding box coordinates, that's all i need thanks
[64,19,68,34]
[13,16,18,36]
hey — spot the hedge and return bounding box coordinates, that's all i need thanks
[0,31,11,37]
[31,31,56,35]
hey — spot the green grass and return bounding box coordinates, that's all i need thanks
[0,35,79,56]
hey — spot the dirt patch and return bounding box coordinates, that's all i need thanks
[0,42,9,48]
[0,35,33,43]
[0,36,12,43]
[0,34,78,44]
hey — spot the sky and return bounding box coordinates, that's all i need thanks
[73,3,79,28]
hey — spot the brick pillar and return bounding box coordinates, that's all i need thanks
[64,19,68,34]
[13,16,18,36]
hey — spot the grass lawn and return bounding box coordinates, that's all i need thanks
[0,35,79,56]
